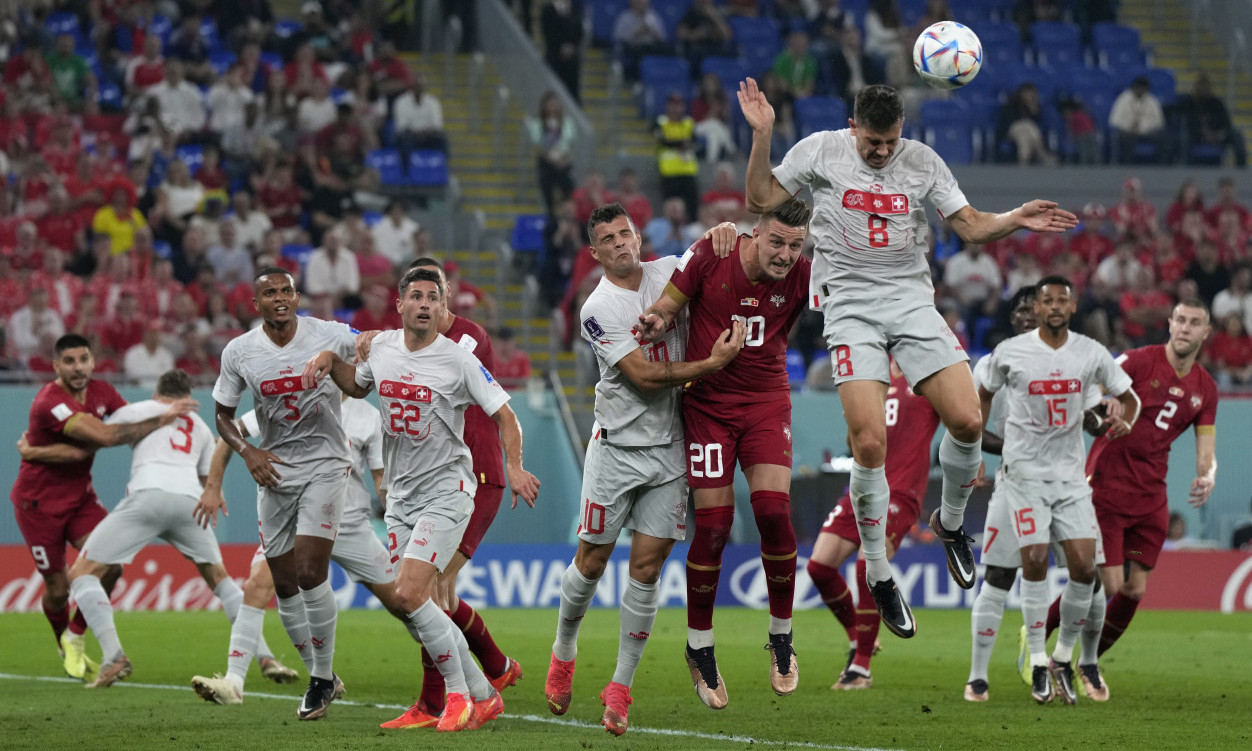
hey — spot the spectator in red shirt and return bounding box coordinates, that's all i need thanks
[615,167,654,230]
[41,118,79,176]
[36,188,85,256]
[1153,234,1189,294]
[0,98,29,160]
[30,247,83,318]
[138,257,187,319]
[1206,176,1251,231]
[315,104,366,163]
[284,43,328,99]
[5,221,44,275]
[1215,208,1250,266]
[0,254,27,318]
[237,41,272,94]
[1068,202,1114,266]
[351,284,403,331]
[445,259,498,326]
[354,232,395,291]
[1207,313,1252,386]
[124,34,165,96]
[2,37,52,97]
[64,290,103,339]
[492,326,532,388]
[175,328,219,383]
[64,153,108,228]
[1165,178,1204,234]
[100,290,147,357]
[369,40,413,100]
[1119,266,1174,345]
[700,161,747,224]
[256,160,305,233]
[195,144,229,192]
[570,169,618,229]
[1110,177,1159,244]
[90,250,141,317]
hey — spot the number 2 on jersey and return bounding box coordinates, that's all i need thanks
[168,415,194,454]
[1155,400,1177,430]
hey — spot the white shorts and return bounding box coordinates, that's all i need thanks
[819,293,969,386]
[578,436,688,545]
[257,469,348,558]
[385,488,473,573]
[998,471,1099,550]
[332,513,395,584]
[81,488,223,566]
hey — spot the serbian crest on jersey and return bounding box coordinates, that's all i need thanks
[1191,395,1203,408]
[770,294,786,307]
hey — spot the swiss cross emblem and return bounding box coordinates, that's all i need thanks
[892,196,905,211]
[770,293,786,307]
[415,386,429,400]
[1068,379,1079,391]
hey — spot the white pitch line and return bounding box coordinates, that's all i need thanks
[0,672,904,751]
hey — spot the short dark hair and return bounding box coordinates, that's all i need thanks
[760,197,812,229]
[587,202,633,242]
[408,257,443,272]
[1008,285,1037,312]
[54,334,91,356]
[156,368,193,397]
[254,266,294,285]
[1174,296,1211,321]
[853,85,904,132]
[398,266,445,298]
[1036,274,1074,294]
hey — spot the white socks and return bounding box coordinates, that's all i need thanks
[301,580,338,681]
[611,577,658,687]
[409,599,469,695]
[1079,586,1106,667]
[69,575,123,663]
[552,563,598,662]
[968,582,1009,683]
[1053,578,1095,664]
[850,462,891,583]
[226,604,264,691]
[276,594,314,673]
[1020,578,1051,669]
[938,433,981,531]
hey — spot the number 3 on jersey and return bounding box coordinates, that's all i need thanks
[168,414,194,454]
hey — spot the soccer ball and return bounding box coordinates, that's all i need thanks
[912,21,983,90]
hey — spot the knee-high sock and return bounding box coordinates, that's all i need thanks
[449,618,493,700]
[214,578,274,663]
[1052,578,1094,663]
[276,594,313,673]
[968,581,1010,683]
[852,558,880,672]
[1098,592,1139,656]
[1045,592,1062,639]
[552,563,598,662]
[408,599,468,695]
[69,575,123,663]
[226,604,265,690]
[43,599,70,645]
[806,559,856,642]
[449,599,507,678]
[301,580,338,681]
[850,462,891,583]
[686,505,734,644]
[419,647,446,712]
[1020,578,1050,668]
[752,490,796,631]
[938,433,981,530]
[68,607,89,637]
[1079,583,1106,666]
[611,577,659,687]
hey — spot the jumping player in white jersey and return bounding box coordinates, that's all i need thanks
[978,276,1139,705]
[212,267,358,720]
[737,79,1079,636]
[966,287,1122,703]
[191,395,438,707]
[53,369,227,688]
[304,265,541,732]
[543,203,745,734]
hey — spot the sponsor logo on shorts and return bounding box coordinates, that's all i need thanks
[1127,549,1143,557]
[782,425,792,443]
[414,538,428,547]
[418,520,436,536]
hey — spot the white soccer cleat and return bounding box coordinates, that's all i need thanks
[192,674,243,705]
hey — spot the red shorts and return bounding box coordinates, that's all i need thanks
[819,491,919,552]
[12,492,109,573]
[458,482,504,558]
[1094,491,1168,570]
[682,396,792,489]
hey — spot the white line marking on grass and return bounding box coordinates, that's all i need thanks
[0,673,902,751]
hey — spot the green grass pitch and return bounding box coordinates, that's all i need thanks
[2,607,1249,750]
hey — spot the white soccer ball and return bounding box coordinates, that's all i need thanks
[912,21,983,90]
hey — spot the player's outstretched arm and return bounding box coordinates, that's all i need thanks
[948,201,1079,244]
[195,436,236,529]
[490,403,540,509]
[620,319,747,390]
[637,283,689,343]
[1189,430,1217,508]
[62,397,198,448]
[302,350,372,398]
[16,431,92,463]
[739,77,793,214]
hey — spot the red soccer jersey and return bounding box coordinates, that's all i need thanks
[10,379,127,512]
[1087,346,1218,511]
[445,316,505,487]
[883,369,942,506]
[670,236,811,404]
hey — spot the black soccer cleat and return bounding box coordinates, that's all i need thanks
[1030,665,1054,705]
[868,578,916,639]
[1049,660,1078,705]
[930,509,976,589]
[964,678,989,702]
[297,675,338,720]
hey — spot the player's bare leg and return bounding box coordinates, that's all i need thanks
[547,538,614,715]
[1098,559,1149,657]
[601,533,673,736]
[685,486,734,708]
[915,363,982,590]
[967,564,1017,701]
[67,557,132,688]
[743,462,799,696]
[838,379,915,637]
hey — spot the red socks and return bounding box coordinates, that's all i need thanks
[752,491,797,621]
[1099,592,1139,656]
[686,506,734,630]
[1045,594,1062,639]
[417,647,445,712]
[806,559,856,639]
[852,558,879,671]
[43,600,70,646]
[449,599,507,678]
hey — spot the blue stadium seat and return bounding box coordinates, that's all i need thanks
[976,22,1024,70]
[1029,21,1083,68]
[785,349,806,384]
[590,0,630,45]
[367,149,408,186]
[652,0,689,39]
[45,12,80,36]
[153,241,173,260]
[281,243,314,269]
[209,51,236,77]
[511,214,547,254]
[1145,68,1177,105]
[96,79,123,110]
[640,55,690,83]
[200,17,222,54]
[740,40,782,78]
[728,16,781,49]
[897,0,928,27]
[259,51,283,71]
[175,144,205,176]
[408,150,449,187]
[1002,62,1059,104]
[923,100,975,165]
[794,96,847,139]
[274,20,303,39]
[1091,22,1144,69]
[701,56,749,89]
[150,15,174,45]
[363,211,383,227]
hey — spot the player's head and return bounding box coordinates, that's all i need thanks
[252,266,298,325]
[397,265,445,336]
[1008,285,1038,334]
[53,333,94,391]
[587,202,642,279]
[407,257,449,285]
[1167,297,1211,360]
[155,368,192,399]
[1034,275,1076,333]
[750,197,811,282]
[851,85,904,170]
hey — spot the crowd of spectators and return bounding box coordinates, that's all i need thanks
[0,0,490,387]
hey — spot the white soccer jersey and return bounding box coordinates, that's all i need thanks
[341,396,384,526]
[213,316,357,487]
[354,331,510,503]
[973,355,1009,439]
[982,329,1133,482]
[579,256,688,447]
[106,400,214,498]
[772,130,968,305]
